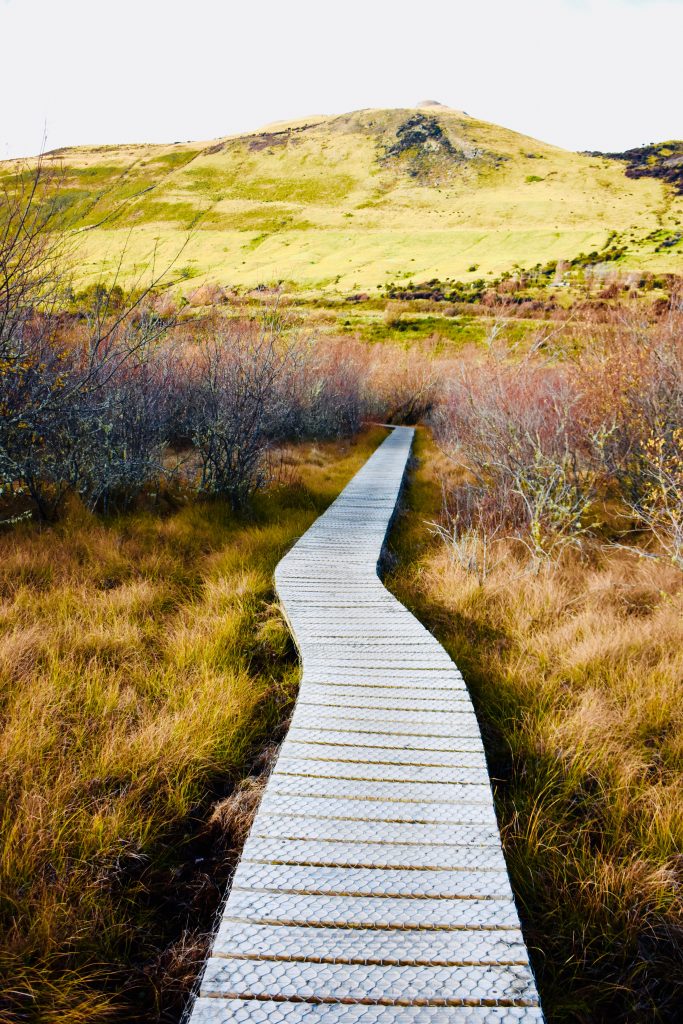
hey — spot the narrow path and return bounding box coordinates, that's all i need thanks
[189,427,543,1023]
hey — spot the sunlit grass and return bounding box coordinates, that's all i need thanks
[386,429,683,1023]
[0,428,385,1023]
[12,106,681,291]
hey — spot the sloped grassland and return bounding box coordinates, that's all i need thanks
[5,107,682,291]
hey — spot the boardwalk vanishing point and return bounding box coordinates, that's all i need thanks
[188,426,543,1023]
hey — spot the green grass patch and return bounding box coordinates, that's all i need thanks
[147,149,202,171]
[338,311,536,348]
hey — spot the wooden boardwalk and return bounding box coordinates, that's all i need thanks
[189,427,543,1023]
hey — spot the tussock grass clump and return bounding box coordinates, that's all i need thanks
[0,429,384,1023]
[387,430,683,1023]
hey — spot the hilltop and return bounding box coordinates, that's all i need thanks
[4,106,682,291]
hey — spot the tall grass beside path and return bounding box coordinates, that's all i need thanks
[386,429,683,1024]
[0,429,386,1024]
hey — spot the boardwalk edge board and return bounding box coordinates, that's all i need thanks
[186,427,543,1022]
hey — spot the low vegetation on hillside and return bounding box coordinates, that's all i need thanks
[598,141,683,194]
[3,106,682,291]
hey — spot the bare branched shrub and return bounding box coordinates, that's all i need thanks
[1,301,177,518]
[73,323,182,512]
[184,318,296,507]
[366,342,441,423]
[286,336,367,439]
[578,317,683,502]
[431,305,683,571]
[434,359,596,566]
[428,484,507,584]
[622,428,683,568]
[0,162,73,518]
[574,308,683,563]
[0,159,69,347]
[383,300,408,328]
[0,164,182,519]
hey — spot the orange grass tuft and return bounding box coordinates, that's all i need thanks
[387,429,683,1024]
[0,428,386,1024]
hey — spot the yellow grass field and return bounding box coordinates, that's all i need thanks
[5,107,682,291]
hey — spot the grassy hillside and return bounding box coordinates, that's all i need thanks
[4,106,682,291]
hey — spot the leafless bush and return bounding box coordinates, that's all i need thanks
[0,162,179,519]
[1,311,178,518]
[625,428,683,568]
[571,309,683,565]
[187,282,228,308]
[0,159,68,350]
[286,336,367,438]
[366,342,441,423]
[431,306,683,570]
[183,318,297,507]
[0,162,71,518]
[601,415,683,570]
[428,483,507,584]
[383,300,409,328]
[578,315,683,504]
[73,324,182,511]
[434,359,596,565]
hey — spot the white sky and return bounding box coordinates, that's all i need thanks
[1,0,682,159]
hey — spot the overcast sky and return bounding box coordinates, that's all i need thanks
[1,0,681,159]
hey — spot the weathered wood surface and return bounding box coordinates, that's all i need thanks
[188,427,543,1022]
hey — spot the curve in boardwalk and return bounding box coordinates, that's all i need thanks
[189,427,543,1023]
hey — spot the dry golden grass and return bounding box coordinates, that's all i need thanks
[386,429,683,1024]
[0,428,386,1023]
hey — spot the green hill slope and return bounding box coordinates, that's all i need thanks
[5,106,683,291]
